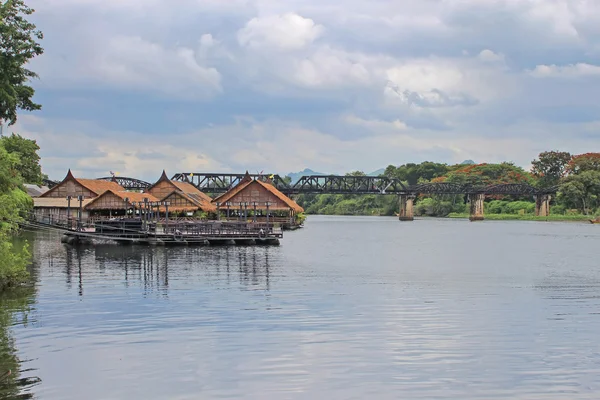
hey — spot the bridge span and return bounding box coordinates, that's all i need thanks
[170,173,557,222]
[65,173,558,222]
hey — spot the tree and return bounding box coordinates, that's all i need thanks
[566,153,600,175]
[531,151,572,188]
[557,170,600,214]
[0,0,44,126]
[0,142,31,289]
[0,133,43,184]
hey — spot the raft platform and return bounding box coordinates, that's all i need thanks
[31,218,283,246]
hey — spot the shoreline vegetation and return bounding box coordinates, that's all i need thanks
[446,213,594,222]
[295,154,600,222]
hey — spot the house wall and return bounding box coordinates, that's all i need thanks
[34,208,89,223]
[163,192,198,210]
[43,180,96,199]
[147,180,177,200]
[86,193,128,210]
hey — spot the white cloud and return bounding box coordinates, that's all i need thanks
[477,49,505,63]
[344,115,408,131]
[237,13,324,50]
[383,56,514,108]
[529,63,600,78]
[18,0,600,176]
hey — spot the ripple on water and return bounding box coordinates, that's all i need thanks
[5,218,600,399]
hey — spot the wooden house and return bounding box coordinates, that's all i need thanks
[40,169,125,199]
[146,171,216,214]
[33,197,94,224]
[212,172,303,226]
[84,190,159,217]
[33,170,126,222]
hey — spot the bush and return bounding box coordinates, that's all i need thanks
[503,201,535,214]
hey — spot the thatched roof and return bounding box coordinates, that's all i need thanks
[40,170,125,198]
[213,172,303,213]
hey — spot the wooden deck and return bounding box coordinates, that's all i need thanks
[27,216,283,246]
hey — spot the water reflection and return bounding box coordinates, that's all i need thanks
[11,220,600,399]
[0,288,41,399]
[58,243,274,297]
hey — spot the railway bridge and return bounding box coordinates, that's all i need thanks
[167,173,557,222]
[84,173,556,222]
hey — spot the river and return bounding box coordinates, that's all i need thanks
[3,216,600,399]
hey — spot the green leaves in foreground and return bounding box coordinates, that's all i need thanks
[0,0,44,126]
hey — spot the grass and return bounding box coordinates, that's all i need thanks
[446,213,596,221]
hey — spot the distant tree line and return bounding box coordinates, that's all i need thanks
[294,152,600,218]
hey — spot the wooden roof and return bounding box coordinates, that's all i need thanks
[84,190,159,209]
[146,171,215,211]
[171,181,213,204]
[34,197,94,208]
[163,190,217,212]
[213,172,304,213]
[41,170,125,197]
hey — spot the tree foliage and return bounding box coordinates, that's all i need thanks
[531,151,572,188]
[0,142,31,289]
[384,162,449,185]
[0,0,43,126]
[444,163,533,186]
[0,133,43,184]
[566,153,600,175]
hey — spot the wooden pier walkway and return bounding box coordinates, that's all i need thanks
[26,216,283,246]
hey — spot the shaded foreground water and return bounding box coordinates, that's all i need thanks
[3,216,600,399]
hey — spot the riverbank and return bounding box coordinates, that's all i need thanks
[447,213,596,222]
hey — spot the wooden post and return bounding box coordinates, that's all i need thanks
[124,197,130,219]
[266,201,272,233]
[165,201,170,233]
[66,195,72,229]
[77,195,84,230]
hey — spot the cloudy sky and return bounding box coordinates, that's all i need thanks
[11,0,600,181]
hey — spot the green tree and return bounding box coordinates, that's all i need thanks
[0,133,43,184]
[0,142,31,289]
[0,0,43,127]
[566,153,600,175]
[558,170,600,214]
[531,151,572,188]
[384,162,449,186]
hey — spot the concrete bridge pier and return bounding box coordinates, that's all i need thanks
[398,194,416,221]
[535,194,551,217]
[469,193,485,221]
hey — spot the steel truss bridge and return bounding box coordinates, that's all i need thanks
[170,173,557,196]
[97,177,152,191]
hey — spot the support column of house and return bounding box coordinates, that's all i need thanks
[535,194,551,217]
[66,195,72,228]
[469,193,485,221]
[398,194,416,221]
[77,195,84,230]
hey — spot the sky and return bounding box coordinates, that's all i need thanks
[9,0,600,181]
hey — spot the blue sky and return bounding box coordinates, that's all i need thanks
[11,0,600,181]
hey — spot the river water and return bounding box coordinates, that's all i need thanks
[3,216,600,399]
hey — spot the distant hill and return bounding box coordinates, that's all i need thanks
[285,168,327,184]
[367,168,386,176]
[461,160,476,165]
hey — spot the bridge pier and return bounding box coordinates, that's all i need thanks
[535,194,551,217]
[468,193,485,221]
[398,194,416,221]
